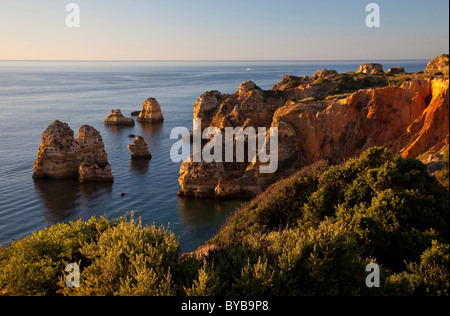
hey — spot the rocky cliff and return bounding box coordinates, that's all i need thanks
[425,54,449,75]
[33,121,114,182]
[178,57,449,198]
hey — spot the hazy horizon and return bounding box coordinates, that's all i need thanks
[0,58,436,62]
[0,0,449,61]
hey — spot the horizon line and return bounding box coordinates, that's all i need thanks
[0,58,433,62]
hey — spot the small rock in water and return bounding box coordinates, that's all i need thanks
[128,136,152,159]
[104,109,135,126]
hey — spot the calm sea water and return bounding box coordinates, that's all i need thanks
[0,60,428,252]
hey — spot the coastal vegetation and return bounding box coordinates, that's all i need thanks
[1,147,448,296]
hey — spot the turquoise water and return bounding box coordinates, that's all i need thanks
[0,60,428,252]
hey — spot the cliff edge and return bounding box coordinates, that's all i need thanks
[178,56,449,198]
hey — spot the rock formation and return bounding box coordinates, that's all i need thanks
[104,109,135,126]
[386,67,405,75]
[79,162,113,183]
[33,120,81,179]
[178,56,449,198]
[33,121,113,182]
[356,63,385,74]
[76,125,114,183]
[425,54,449,75]
[310,69,339,80]
[128,136,152,159]
[137,98,164,123]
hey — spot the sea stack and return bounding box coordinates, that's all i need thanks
[76,125,114,183]
[137,98,164,123]
[128,136,152,159]
[104,109,135,126]
[33,121,114,182]
[33,120,80,179]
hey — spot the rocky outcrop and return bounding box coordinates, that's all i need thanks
[104,109,135,126]
[33,121,113,182]
[33,121,80,179]
[311,69,338,80]
[356,63,384,74]
[79,163,113,183]
[128,136,152,159]
[426,54,449,75]
[386,67,405,75]
[77,125,114,183]
[270,78,449,168]
[137,98,164,123]
[194,90,225,131]
[178,57,449,198]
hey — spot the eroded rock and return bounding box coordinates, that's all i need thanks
[137,98,164,123]
[356,63,385,74]
[104,109,135,126]
[33,121,113,182]
[128,136,152,159]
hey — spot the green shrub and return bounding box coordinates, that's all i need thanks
[58,217,179,296]
[388,241,449,296]
[0,217,115,296]
[285,80,302,88]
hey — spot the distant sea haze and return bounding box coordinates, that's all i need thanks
[0,60,428,252]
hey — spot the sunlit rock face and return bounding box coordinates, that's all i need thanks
[104,109,135,126]
[137,98,164,123]
[356,63,385,74]
[178,57,449,198]
[128,136,152,159]
[425,54,449,75]
[33,121,113,182]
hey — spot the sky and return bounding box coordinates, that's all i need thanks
[0,0,448,60]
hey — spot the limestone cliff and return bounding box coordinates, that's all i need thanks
[178,58,449,198]
[33,121,114,182]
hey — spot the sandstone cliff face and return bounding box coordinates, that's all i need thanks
[33,121,113,182]
[138,98,164,123]
[104,109,135,126]
[77,125,114,183]
[271,78,449,169]
[33,121,80,179]
[128,136,152,159]
[425,54,449,75]
[178,59,449,198]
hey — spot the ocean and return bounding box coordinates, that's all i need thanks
[0,60,428,252]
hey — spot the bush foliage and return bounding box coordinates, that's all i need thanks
[1,147,448,296]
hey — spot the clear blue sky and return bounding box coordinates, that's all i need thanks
[0,0,448,60]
